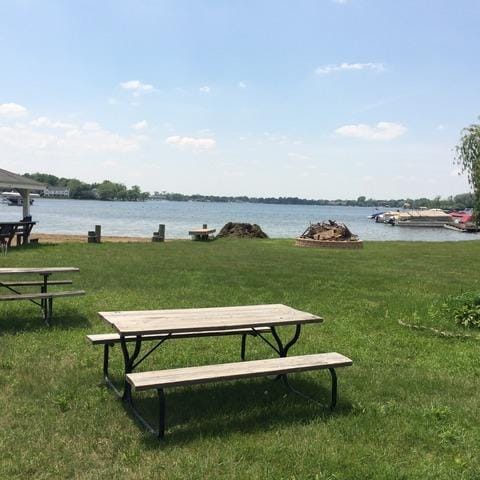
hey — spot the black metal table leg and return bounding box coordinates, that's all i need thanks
[271,324,302,357]
[45,297,53,326]
[240,334,247,360]
[115,334,167,437]
[41,273,51,325]
[329,368,337,409]
[102,342,125,398]
[157,388,166,438]
[120,335,142,401]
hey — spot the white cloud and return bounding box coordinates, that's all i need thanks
[315,62,385,75]
[436,124,446,131]
[132,120,148,131]
[165,135,216,151]
[263,132,288,145]
[0,102,28,117]
[288,152,310,161]
[335,122,407,141]
[238,81,247,89]
[199,86,211,93]
[332,0,348,3]
[0,117,143,154]
[120,80,154,97]
[30,117,74,129]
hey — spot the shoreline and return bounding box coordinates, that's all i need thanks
[35,233,152,243]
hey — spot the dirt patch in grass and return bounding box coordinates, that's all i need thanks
[35,233,151,243]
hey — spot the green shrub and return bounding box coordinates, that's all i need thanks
[429,292,480,329]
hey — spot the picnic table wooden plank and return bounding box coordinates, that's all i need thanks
[127,352,352,390]
[101,303,298,318]
[0,267,80,275]
[0,280,73,287]
[0,290,85,301]
[87,327,272,344]
[99,304,323,335]
[188,228,216,234]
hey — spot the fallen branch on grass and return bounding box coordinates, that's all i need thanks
[397,319,480,340]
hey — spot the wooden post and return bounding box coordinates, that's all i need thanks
[18,189,30,220]
[152,224,165,242]
[95,225,101,243]
[158,224,165,241]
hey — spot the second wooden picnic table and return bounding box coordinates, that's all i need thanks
[0,267,85,325]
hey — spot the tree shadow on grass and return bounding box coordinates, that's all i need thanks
[130,375,351,448]
[0,307,90,333]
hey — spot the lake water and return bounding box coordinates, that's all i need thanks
[1,198,479,241]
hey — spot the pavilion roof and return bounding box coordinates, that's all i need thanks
[0,168,46,191]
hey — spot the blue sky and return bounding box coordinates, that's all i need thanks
[1,0,479,199]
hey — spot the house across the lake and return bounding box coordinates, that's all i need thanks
[43,187,70,198]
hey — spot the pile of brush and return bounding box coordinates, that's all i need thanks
[299,220,358,241]
[217,222,268,238]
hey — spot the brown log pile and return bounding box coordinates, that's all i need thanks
[217,222,269,239]
[299,220,359,241]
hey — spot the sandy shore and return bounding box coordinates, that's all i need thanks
[35,233,152,243]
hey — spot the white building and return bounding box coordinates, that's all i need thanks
[43,187,70,197]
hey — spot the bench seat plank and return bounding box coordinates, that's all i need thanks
[0,267,79,275]
[0,290,85,301]
[127,352,353,391]
[86,327,271,345]
[0,280,73,287]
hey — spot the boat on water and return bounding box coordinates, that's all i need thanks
[367,209,385,220]
[444,209,478,232]
[392,209,453,227]
[1,191,39,206]
[377,210,402,224]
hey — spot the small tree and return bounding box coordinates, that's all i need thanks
[455,119,480,223]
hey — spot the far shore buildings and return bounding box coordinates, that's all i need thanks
[42,186,70,198]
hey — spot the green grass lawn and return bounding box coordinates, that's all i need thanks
[1,239,480,479]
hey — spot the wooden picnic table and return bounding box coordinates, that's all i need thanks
[0,221,36,248]
[95,304,345,438]
[98,304,322,392]
[188,227,216,240]
[0,267,84,325]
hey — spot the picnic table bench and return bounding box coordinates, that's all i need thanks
[86,326,272,396]
[127,352,353,438]
[0,267,85,325]
[91,304,353,438]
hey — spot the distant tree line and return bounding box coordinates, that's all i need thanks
[24,173,150,201]
[24,172,475,209]
[158,192,475,210]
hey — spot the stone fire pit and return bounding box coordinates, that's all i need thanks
[295,220,363,249]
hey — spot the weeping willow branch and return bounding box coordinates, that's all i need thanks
[455,119,480,223]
